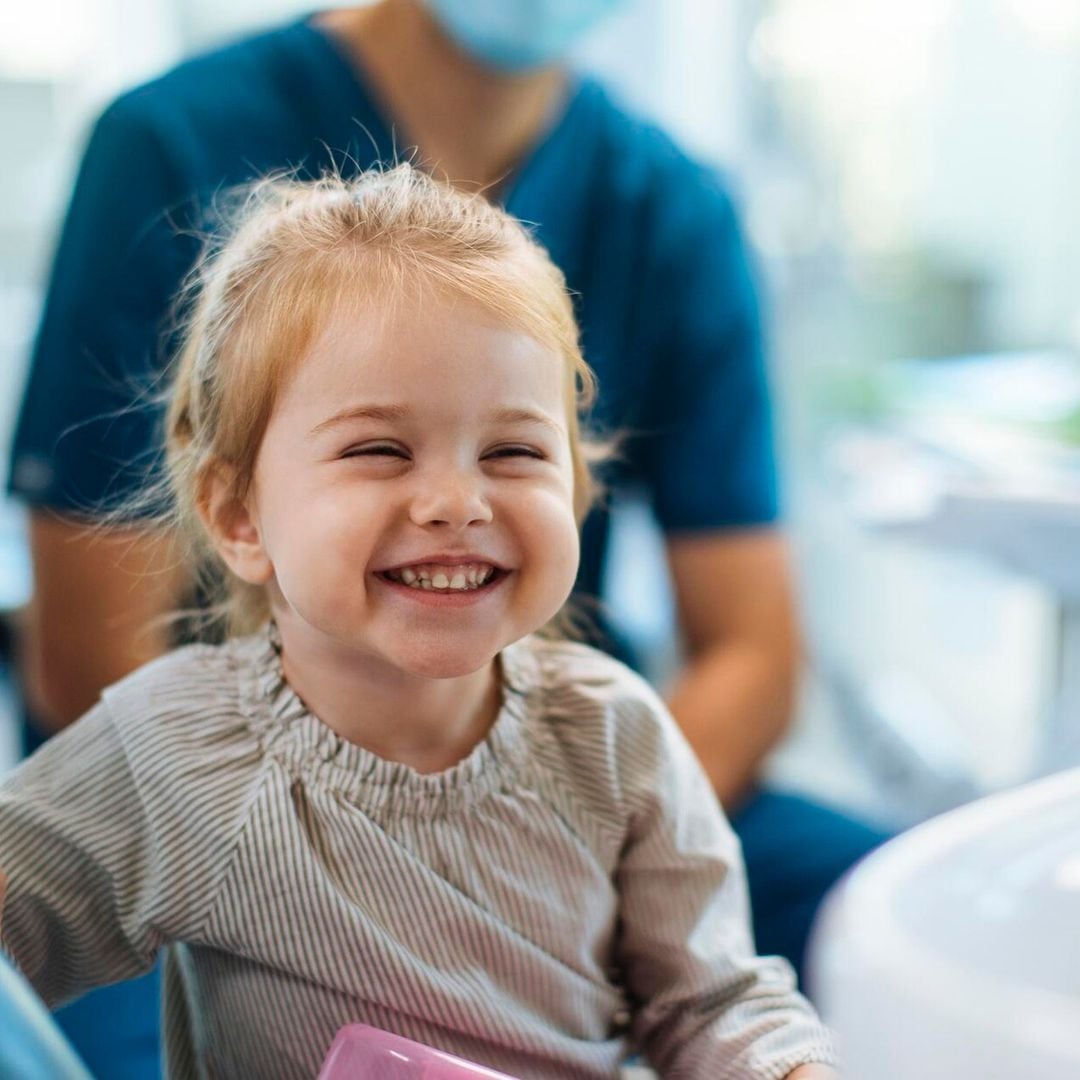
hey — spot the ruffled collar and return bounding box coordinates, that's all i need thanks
[233,623,544,818]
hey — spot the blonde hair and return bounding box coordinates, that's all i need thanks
[161,164,608,636]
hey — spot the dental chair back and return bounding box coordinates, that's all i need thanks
[810,767,1080,1078]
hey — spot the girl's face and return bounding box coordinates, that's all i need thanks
[233,292,580,680]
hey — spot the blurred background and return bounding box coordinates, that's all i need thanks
[4,0,1080,827]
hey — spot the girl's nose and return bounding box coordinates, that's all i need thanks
[408,469,493,529]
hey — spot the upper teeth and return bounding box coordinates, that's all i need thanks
[384,563,496,591]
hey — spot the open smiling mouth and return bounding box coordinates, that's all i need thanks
[375,562,510,594]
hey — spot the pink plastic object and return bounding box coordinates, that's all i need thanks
[317,1024,520,1079]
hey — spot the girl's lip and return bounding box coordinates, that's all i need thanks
[372,568,511,606]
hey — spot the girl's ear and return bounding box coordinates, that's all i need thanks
[197,463,274,586]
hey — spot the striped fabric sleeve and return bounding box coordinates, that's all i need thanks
[0,704,164,1007]
[613,694,838,1078]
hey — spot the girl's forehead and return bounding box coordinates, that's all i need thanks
[272,295,574,431]
[299,296,568,392]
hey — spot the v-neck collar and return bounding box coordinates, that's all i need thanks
[296,14,592,211]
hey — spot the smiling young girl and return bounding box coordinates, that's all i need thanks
[0,165,837,1079]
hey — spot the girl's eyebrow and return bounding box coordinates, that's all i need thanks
[308,403,410,438]
[308,404,564,437]
[491,407,566,434]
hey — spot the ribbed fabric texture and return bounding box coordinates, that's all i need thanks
[1,627,836,1078]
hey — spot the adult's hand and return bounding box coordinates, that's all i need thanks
[785,1065,841,1080]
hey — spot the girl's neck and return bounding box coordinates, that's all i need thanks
[315,0,567,192]
[273,616,503,774]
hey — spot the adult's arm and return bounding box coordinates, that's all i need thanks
[664,528,799,811]
[22,514,183,730]
[634,154,796,810]
[9,93,196,727]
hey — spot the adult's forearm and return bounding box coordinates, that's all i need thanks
[24,606,175,730]
[662,530,801,812]
[22,514,185,731]
[665,638,798,812]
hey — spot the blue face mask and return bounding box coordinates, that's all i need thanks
[426,0,626,71]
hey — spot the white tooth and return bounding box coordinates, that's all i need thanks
[449,572,467,589]
[420,579,432,590]
[432,572,450,588]
[479,567,493,584]
[466,568,478,585]
[401,568,416,584]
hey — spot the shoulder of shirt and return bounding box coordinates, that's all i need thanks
[573,76,740,224]
[96,20,307,138]
[92,641,268,903]
[517,636,699,824]
[99,639,255,762]
[524,634,656,703]
[101,636,234,695]
[521,636,681,756]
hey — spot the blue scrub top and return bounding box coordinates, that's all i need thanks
[8,17,776,657]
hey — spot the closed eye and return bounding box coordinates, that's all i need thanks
[485,446,546,460]
[341,444,409,459]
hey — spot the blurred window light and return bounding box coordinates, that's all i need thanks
[750,0,957,108]
[0,0,97,79]
[179,0,355,49]
[1055,855,1080,891]
[1001,0,1080,48]
[842,135,916,252]
[746,176,828,259]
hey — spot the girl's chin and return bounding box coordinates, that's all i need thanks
[401,658,492,681]
[385,638,507,681]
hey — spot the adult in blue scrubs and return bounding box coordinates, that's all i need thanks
[8,1,889,1075]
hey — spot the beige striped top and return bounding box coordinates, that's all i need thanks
[1,626,836,1078]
